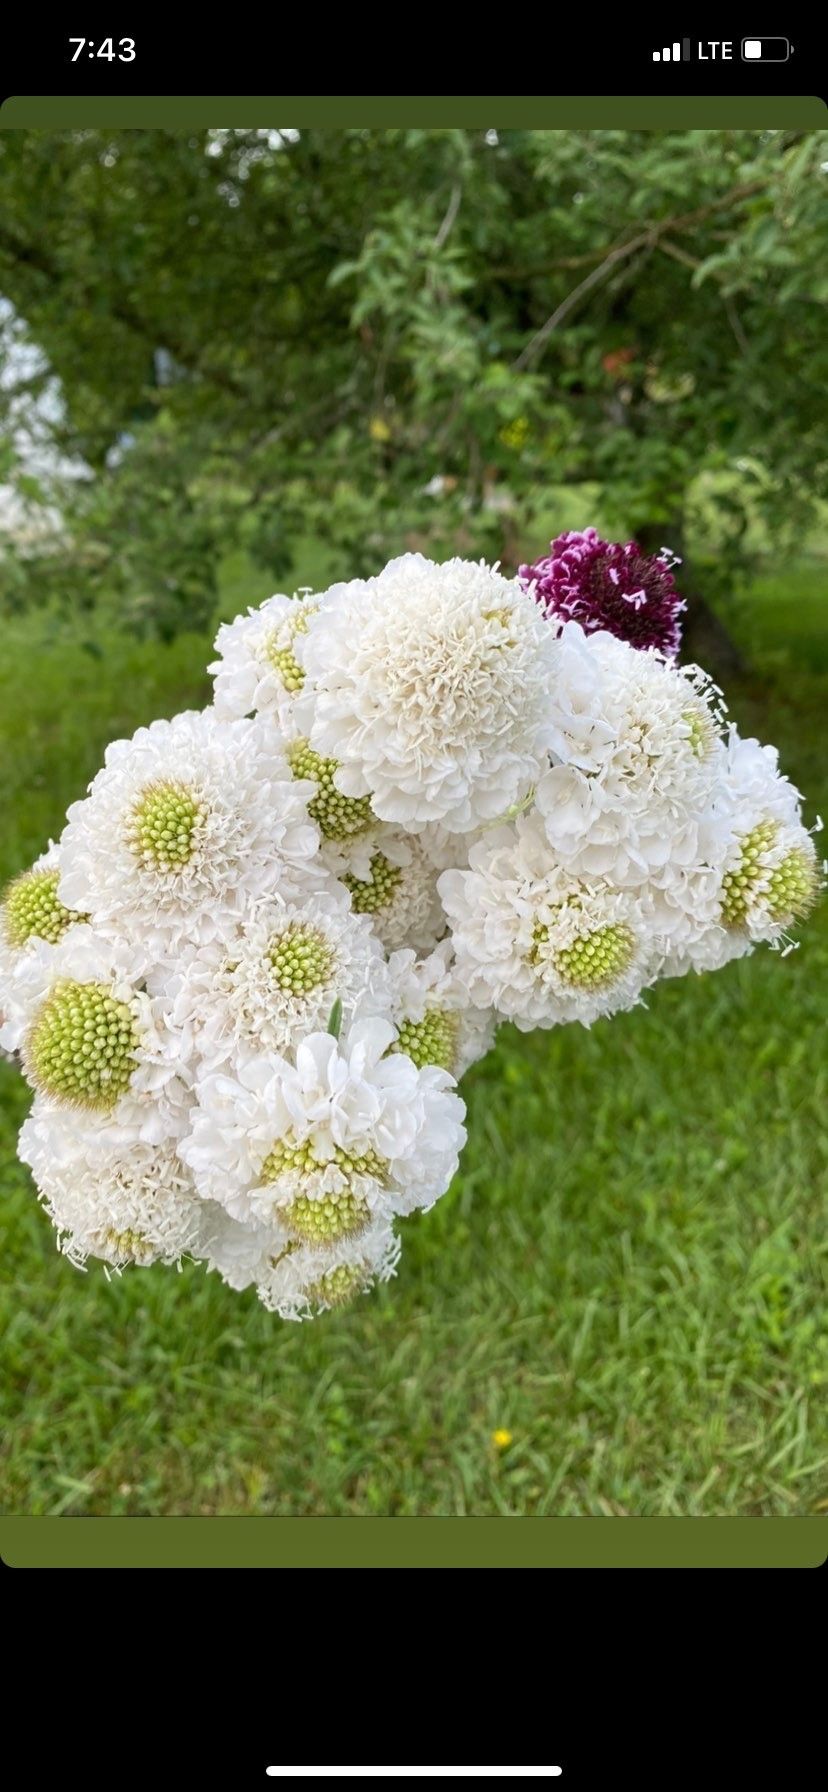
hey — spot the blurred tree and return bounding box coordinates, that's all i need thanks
[0,126,825,652]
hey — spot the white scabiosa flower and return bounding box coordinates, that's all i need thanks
[719,818,820,941]
[161,886,392,1067]
[536,624,725,885]
[180,1018,466,1235]
[19,1100,202,1270]
[195,1203,400,1319]
[57,709,321,959]
[712,735,820,946]
[254,1219,402,1321]
[654,731,820,978]
[299,554,557,833]
[642,735,819,977]
[386,940,496,1075]
[210,591,319,730]
[0,845,89,1053]
[15,930,191,1141]
[439,811,656,1029]
[324,825,447,952]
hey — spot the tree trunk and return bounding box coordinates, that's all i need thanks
[636,520,747,679]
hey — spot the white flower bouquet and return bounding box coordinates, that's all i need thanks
[1,540,820,1321]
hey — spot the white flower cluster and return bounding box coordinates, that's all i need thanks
[1,555,820,1320]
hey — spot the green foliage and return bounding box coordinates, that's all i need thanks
[1,127,826,633]
[0,565,826,1516]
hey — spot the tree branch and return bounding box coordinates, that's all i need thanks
[509,178,770,368]
[433,182,463,251]
[513,238,647,370]
[725,295,750,356]
[657,238,702,270]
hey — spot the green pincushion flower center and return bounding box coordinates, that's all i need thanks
[546,923,635,990]
[765,847,819,924]
[127,780,206,873]
[721,820,779,926]
[394,1007,459,1071]
[287,738,374,840]
[2,868,82,949]
[283,1188,371,1244]
[267,923,334,994]
[260,1136,387,1244]
[262,604,315,694]
[310,1261,367,1309]
[26,980,139,1110]
[261,1138,387,1184]
[344,851,403,916]
[103,1227,151,1264]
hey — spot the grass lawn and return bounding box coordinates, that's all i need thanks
[1,571,826,1517]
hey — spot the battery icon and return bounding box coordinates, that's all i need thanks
[741,37,791,60]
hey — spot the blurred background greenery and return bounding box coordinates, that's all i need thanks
[0,127,826,1516]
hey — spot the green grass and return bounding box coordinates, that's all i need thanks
[731,560,828,676]
[1,578,826,1517]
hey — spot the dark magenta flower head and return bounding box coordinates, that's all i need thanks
[519,528,685,658]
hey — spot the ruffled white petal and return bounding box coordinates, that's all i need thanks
[179,1017,467,1229]
[19,1099,202,1269]
[210,590,319,731]
[57,708,322,961]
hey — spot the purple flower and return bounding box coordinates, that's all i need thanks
[519,528,685,658]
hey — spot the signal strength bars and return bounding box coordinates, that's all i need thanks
[653,40,691,59]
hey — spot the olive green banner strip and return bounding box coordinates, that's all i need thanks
[1,96,825,130]
[2,1517,826,1568]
